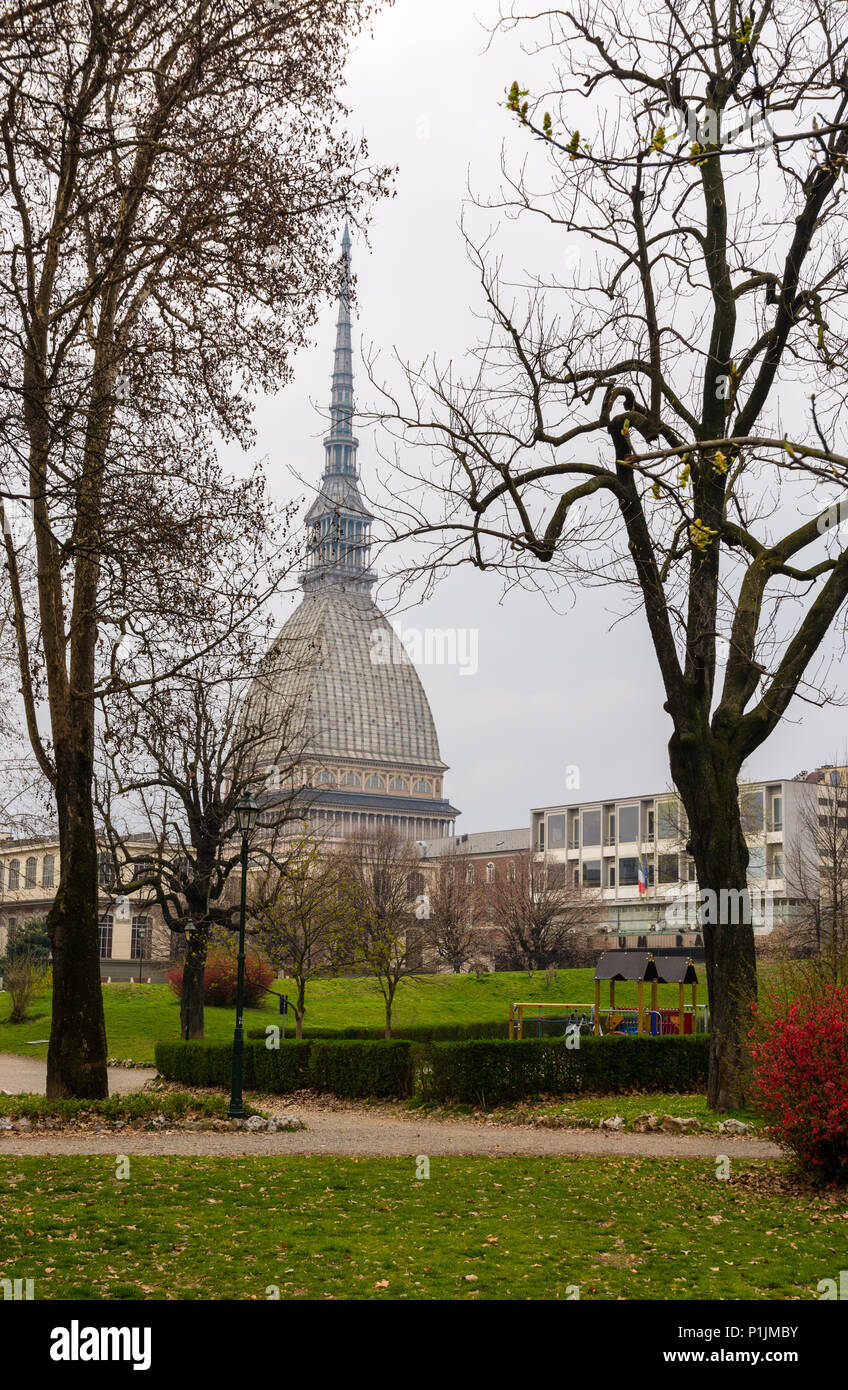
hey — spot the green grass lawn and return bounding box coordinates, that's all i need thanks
[0,969,687,1066]
[0,1154,841,1300]
[412,1093,759,1130]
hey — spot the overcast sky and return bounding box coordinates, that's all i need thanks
[232,0,848,833]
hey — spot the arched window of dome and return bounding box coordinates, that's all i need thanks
[389,777,408,793]
[413,779,432,795]
[25,857,37,888]
[365,774,384,790]
[486,861,495,885]
[315,770,336,785]
[340,772,361,788]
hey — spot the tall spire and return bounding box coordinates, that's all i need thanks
[300,225,375,594]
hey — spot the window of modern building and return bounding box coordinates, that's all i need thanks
[618,805,640,843]
[769,849,784,878]
[657,799,678,840]
[537,821,545,851]
[658,853,679,885]
[8,860,19,890]
[608,863,616,886]
[747,847,766,880]
[486,862,495,884]
[97,851,115,888]
[365,774,385,790]
[389,777,408,792]
[413,779,432,795]
[547,862,566,888]
[741,787,765,832]
[646,809,655,841]
[547,813,566,849]
[572,866,579,887]
[687,858,696,882]
[771,794,783,832]
[582,858,601,887]
[618,856,639,886]
[131,915,153,959]
[605,812,616,845]
[582,809,601,847]
[24,856,37,888]
[340,772,361,788]
[42,855,55,889]
[99,917,113,959]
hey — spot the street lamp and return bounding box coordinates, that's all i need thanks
[229,788,259,1119]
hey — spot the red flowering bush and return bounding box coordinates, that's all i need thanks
[749,985,848,1183]
[167,946,275,1008]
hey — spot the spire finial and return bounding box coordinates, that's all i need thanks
[299,224,375,595]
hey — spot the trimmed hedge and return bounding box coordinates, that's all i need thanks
[418,1035,709,1107]
[155,1038,414,1099]
[308,1041,416,1098]
[246,1020,509,1042]
[156,1033,708,1105]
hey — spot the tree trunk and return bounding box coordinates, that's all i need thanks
[384,995,393,1039]
[670,735,757,1111]
[46,784,108,1099]
[180,933,207,1040]
[295,980,306,1039]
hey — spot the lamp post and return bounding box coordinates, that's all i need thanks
[229,789,259,1119]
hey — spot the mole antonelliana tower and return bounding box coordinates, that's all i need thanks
[248,226,459,842]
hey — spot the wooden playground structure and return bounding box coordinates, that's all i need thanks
[508,951,705,1039]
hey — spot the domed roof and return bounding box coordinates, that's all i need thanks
[251,589,446,771]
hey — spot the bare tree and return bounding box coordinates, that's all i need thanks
[783,767,848,982]
[423,848,477,973]
[97,636,315,1039]
[250,839,345,1038]
[334,826,426,1037]
[486,855,601,974]
[374,1,848,1107]
[0,0,391,1095]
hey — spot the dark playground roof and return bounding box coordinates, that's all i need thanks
[594,950,698,984]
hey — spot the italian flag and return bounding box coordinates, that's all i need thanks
[638,856,648,895]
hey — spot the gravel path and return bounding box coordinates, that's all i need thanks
[0,1098,781,1159]
[0,1052,780,1159]
[0,1052,157,1096]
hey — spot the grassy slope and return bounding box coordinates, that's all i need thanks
[0,969,684,1066]
[0,1155,841,1300]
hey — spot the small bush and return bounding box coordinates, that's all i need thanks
[167,945,274,1008]
[750,985,848,1184]
[2,950,50,1023]
[0,1091,237,1122]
